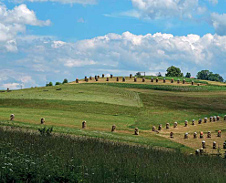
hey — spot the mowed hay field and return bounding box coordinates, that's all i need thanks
[1,76,226,153]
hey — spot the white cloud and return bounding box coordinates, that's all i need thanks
[11,0,97,5]
[211,13,226,35]
[0,3,50,52]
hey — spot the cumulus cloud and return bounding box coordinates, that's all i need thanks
[211,13,226,35]
[11,0,96,5]
[1,31,226,89]
[0,3,50,52]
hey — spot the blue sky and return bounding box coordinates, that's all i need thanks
[0,0,226,89]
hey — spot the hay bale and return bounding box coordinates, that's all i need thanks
[210,116,213,122]
[111,124,116,132]
[200,131,204,138]
[97,75,100,79]
[202,141,206,149]
[76,78,79,83]
[194,132,197,138]
[213,141,217,149]
[40,118,45,124]
[177,79,180,84]
[163,78,166,83]
[213,116,217,122]
[151,78,154,82]
[204,117,208,123]
[166,123,170,129]
[200,148,204,155]
[171,79,174,83]
[89,76,93,80]
[183,79,185,84]
[156,78,159,83]
[152,126,156,132]
[134,127,139,135]
[198,119,202,124]
[184,120,188,127]
[82,121,87,129]
[224,115,226,120]
[116,77,119,82]
[170,132,174,138]
[106,77,109,82]
[84,76,87,81]
[134,77,137,82]
[184,133,188,139]
[223,141,226,149]
[130,74,132,78]
[102,74,105,78]
[217,130,222,137]
[191,81,194,85]
[95,77,99,81]
[192,119,195,125]
[10,114,15,121]
[217,116,220,121]
[158,124,162,131]
[122,77,126,82]
[197,83,200,86]
[174,122,178,128]
[142,78,145,82]
[195,149,200,155]
[110,74,113,78]
[207,131,211,138]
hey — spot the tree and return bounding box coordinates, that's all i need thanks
[185,72,191,78]
[55,82,61,86]
[165,66,183,77]
[157,72,162,77]
[62,79,68,84]
[48,82,53,86]
[197,70,224,82]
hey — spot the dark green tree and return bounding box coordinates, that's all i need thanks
[196,70,211,80]
[62,79,68,84]
[55,82,61,86]
[48,82,53,86]
[185,72,191,78]
[165,66,183,77]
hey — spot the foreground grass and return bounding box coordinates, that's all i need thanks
[1,128,226,183]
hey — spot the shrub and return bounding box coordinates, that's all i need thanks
[38,127,53,136]
[62,79,68,84]
[55,82,61,86]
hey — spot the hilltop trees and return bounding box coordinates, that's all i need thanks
[197,70,224,82]
[185,72,191,78]
[166,66,183,77]
[62,79,68,84]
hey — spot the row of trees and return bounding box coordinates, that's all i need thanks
[164,66,224,82]
[46,79,68,87]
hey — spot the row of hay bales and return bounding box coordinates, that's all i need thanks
[75,74,200,86]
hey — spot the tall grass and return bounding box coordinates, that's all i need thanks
[1,127,226,183]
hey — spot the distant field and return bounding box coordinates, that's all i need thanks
[0,76,226,153]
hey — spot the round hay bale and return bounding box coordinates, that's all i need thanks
[84,76,87,81]
[158,124,162,131]
[213,116,217,122]
[195,149,200,155]
[184,133,188,139]
[116,77,119,82]
[213,141,217,149]
[174,122,178,128]
[194,132,197,138]
[40,118,45,124]
[95,77,99,82]
[156,78,159,83]
[142,78,145,82]
[102,74,105,78]
[202,141,206,149]
[198,119,202,124]
[134,127,139,135]
[152,126,156,132]
[76,78,79,83]
[177,79,180,84]
[110,74,113,78]
[200,148,204,155]
[197,83,200,86]
[192,119,195,125]
[183,79,185,84]
[82,121,87,129]
[122,77,125,82]
[217,130,222,137]
[97,75,100,79]
[151,78,154,82]
[217,116,220,121]
[191,81,194,85]
[224,115,226,120]
[170,132,174,138]
[210,116,213,122]
[200,131,204,138]
[130,74,132,78]
[106,77,109,82]
[224,141,226,149]
[111,124,116,132]
[204,117,208,123]
[163,78,166,83]
[134,77,137,82]
[89,76,93,80]
[166,123,170,129]
[207,131,211,138]
[171,79,174,83]
[10,114,15,121]
[184,120,188,127]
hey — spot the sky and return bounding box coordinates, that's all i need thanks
[0,0,226,89]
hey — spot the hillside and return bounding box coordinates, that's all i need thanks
[0,76,226,153]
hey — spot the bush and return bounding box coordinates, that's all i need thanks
[55,82,61,86]
[62,79,68,84]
